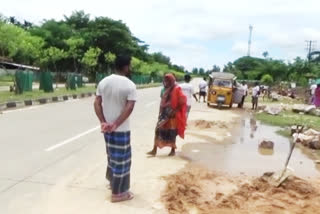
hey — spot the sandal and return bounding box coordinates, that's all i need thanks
[111,191,134,203]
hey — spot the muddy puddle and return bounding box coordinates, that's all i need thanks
[182,117,320,178]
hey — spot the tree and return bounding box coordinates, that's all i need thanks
[65,37,85,72]
[64,10,90,30]
[81,47,102,73]
[212,65,220,72]
[104,52,116,72]
[40,47,66,71]
[152,52,171,65]
[261,74,273,85]
[199,68,205,75]
[262,51,269,58]
[192,68,199,75]
[0,22,44,64]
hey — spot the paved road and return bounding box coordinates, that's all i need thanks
[0,82,171,213]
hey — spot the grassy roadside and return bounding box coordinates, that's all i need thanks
[255,111,320,129]
[0,82,13,86]
[245,96,304,105]
[255,111,320,137]
[0,82,162,103]
[0,75,14,87]
[0,86,96,103]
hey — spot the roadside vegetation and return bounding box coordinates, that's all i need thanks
[256,111,320,131]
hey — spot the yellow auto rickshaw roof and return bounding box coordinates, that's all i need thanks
[209,72,236,80]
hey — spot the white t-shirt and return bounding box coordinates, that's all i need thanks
[180,82,195,106]
[252,86,260,97]
[96,74,137,132]
[243,84,248,95]
[199,80,207,92]
[311,84,317,95]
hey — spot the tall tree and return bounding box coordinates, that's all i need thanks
[81,47,102,74]
[65,37,85,72]
[262,51,269,58]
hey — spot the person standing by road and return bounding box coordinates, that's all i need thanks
[147,73,187,157]
[198,77,208,102]
[179,74,198,118]
[310,82,317,104]
[313,84,320,107]
[252,82,260,110]
[94,55,137,203]
[239,81,248,108]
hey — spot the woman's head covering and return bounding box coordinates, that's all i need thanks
[164,73,176,88]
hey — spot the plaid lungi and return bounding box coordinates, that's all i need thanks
[104,131,131,194]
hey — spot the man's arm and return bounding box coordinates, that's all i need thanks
[94,96,106,123]
[108,100,136,132]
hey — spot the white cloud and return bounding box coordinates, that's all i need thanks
[2,0,320,69]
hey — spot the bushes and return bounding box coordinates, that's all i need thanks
[261,74,274,85]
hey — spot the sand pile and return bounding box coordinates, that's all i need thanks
[162,166,320,214]
[189,120,228,130]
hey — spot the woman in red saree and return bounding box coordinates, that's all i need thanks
[147,73,187,156]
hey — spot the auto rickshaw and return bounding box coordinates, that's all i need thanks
[207,72,245,108]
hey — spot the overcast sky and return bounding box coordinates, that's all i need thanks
[2,0,320,70]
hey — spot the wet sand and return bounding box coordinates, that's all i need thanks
[162,164,320,214]
[161,104,320,213]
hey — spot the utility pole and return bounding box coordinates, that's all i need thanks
[305,40,316,61]
[247,25,253,56]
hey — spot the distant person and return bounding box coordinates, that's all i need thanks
[242,81,248,96]
[239,81,248,108]
[180,74,198,118]
[94,55,137,203]
[198,77,208,102]
[310,82,317,104]
[147,73,187,156]
[313,84,320,107]
[252,82,260,110]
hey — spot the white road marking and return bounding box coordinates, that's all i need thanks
[2,106,41,114]
[145,101,157,108]
[45,126,100,152]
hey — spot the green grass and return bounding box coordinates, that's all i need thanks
[0,82,162,103]
[256,111,320,130]
[0,75,14,87]
[276,129,291,138]
[0,82,13,86]
[0,86,96,103]
[244,96,304,105]
[0,75,14,82]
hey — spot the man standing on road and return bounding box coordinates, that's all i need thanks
[180,74,198,118]
[94,55,137,203]
[310,81,317,104]
[239,81,248,108]
[198,77,208,102]
[252,82,260,110]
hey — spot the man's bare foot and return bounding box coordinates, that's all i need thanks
[146,150,156,156]
[111,191,134,203]
[168,150,175,156]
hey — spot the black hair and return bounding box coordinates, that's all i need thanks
[203,77,207,81]
[184,74,191,82]
[115,55,131,70]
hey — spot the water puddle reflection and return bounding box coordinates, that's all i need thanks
[181,117,320,178]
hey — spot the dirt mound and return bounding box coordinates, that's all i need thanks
[161,165,320,214]
[189,120,228,130]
